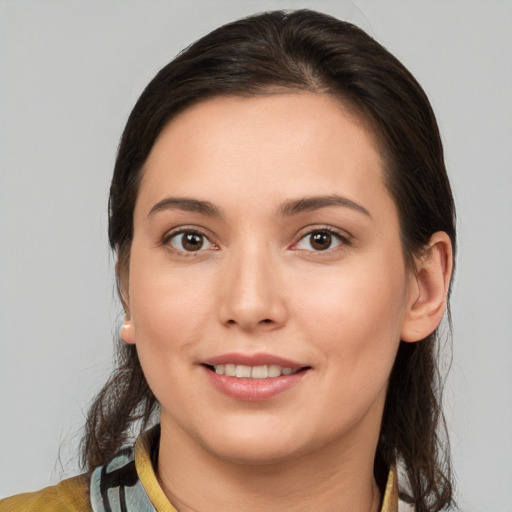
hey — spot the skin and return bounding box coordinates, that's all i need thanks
[121,93,452,512]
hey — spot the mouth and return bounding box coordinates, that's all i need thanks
[200,355,311,401]
[203,363,309,379]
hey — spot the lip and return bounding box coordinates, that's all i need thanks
[203,352,305,369]
[203,367,308,401]
[200,352,310,402]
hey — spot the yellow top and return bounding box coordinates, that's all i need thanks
[0,473,91,512]
[0,428,400,511]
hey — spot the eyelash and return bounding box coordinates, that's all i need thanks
[162,228,218,255]
[162,226,351,255]
[293,226,352,253]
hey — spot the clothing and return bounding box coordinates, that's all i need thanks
[0,474,90,512]
[1,425,404,511]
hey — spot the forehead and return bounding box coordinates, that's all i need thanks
[136,92,392,218]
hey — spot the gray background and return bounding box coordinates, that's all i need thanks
[1,1,511,510]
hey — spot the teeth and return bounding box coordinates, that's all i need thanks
[251,365,268,379]
[212,364,298,378]
[225,364,236,377]
[268,364,281,377]
[235,365,251,378]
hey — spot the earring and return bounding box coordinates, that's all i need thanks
[119,319,133,343]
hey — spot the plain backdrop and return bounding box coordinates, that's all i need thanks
[1,1,511,510]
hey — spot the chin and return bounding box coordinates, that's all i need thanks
[210,440,302,466]
[198,422,307,466]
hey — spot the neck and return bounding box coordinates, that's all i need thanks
[156,416,382,512]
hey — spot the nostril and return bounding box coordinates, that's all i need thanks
[223,317,276,329]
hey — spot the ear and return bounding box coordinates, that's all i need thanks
[116,257,136,344]
[401,231,453,343]
[116,257,130,312]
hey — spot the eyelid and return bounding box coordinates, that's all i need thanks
[162,226,218,254]
[291,225,352,251]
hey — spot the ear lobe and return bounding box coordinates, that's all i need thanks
[401,231,453,343]
[120,318,136,344]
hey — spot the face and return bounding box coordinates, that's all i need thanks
[123,93,416,465]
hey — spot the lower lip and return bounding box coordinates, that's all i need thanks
[203,366,308,402]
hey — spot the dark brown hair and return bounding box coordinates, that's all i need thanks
[81,10,456,511]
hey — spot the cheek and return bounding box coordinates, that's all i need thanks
[127,261,218,414]
[127,248,217,362]
[293,256,408,375]
[291,265,407,438]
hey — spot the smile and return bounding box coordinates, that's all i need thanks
[201,354,310,401]
[211,364,299,379]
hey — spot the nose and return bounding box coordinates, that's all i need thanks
[218,244,288,332]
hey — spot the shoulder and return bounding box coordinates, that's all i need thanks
[0,473,91,512]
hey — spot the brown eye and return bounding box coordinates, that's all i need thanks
[182,233,203,251]
[310,232,332,251]
[295,229,345,252]
[167,231,215,253]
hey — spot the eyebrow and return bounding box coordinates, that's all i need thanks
[278,195,372,218]
[148,194,371,220]
[148,197,223,218]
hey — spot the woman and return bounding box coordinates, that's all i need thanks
[1,9,456,512]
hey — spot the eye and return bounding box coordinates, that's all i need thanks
[166,230,216,253]
[294,229,346,252]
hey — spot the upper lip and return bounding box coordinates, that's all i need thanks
[202,352,307,369]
